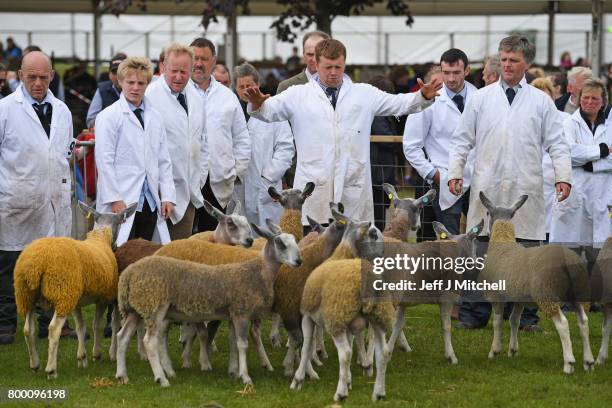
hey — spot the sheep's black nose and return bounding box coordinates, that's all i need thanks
[295,259,303,267]
[245,238,254,247]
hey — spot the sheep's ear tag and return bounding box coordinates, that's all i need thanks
[471,227,479,233]
[86,211,92,220]
[422,197,429,203]
[388,193,394,200]
[440,232,447,239]
[338,219,347,225]
[609,212,612,218]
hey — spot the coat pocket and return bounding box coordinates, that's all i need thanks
[0,178,41,209]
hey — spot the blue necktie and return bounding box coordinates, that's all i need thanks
[32,103,52,137]
[326,87,337,109]
[177,93,188,114]
[452,94,464,113]
[133,108,144,129]
[506,88,516,106]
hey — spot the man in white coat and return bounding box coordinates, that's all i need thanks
[245,38,442,226]
[234,62,294,225]
[404,48,476,235]
[190,37,251,232]
[95,57,176,245]
[448,35,572,331]
[0,51,74,344]
[145,43,207,240]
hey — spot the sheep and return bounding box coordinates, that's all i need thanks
[188,199,253,244]
[291,220,390,402]
[382,219,485,364]
[382,183,436,242]
[14,201,137,379]
[593,205,612,365]
[479,192,593,373]
[116,219,302,387]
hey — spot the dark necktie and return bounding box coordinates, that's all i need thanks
[506,87,516,106]
[326,87,338,109]
[177,93,188,114]
[452,94,464,113]
[32,102,52,137]
[133,108,144,129]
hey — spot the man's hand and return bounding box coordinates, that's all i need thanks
[161,202,175,220]
[555,182,571,202]
[433,170,440,186]
[111,200,127,214]
[418,77,443,100]
[448,179,463,196]
[244,86,271,111]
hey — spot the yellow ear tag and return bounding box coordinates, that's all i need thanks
[388,193,394,200]
[609,212,612,218]
[338,219,346,225]
[440,232,447,239]
[86,212,92,220]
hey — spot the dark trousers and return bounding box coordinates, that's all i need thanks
[432,187,470,235]
[0,250,55,336]
[194,177,225,233]
[128,200,157,241]
[458,236,540,328]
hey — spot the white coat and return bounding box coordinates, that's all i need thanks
[404,83,477,210]
[95,93,176,246]
[243,117,294,225]
[0,85,74,251]
[549,110,612,247]
[145,76,208,224]
[448,77,572,240]
[249,75,433,224]
[193,77,250,208]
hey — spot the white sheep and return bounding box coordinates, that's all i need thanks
[593,204,612,364]
[14,201,136,379]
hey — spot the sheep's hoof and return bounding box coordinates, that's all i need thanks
[447,355,459,365]
[77,357,88,368]
[290,377,304,391]
[182,360,192,369]
[596,355,607,365]
[488,350,501,359]
[334,392,348,402]
[398,343,412,353]
[263,363,274,372]
[92,353,102,362]
[508,348,518,358]
[165,369,176,378]
[563,362,575,374]
[240,376,253,386]
[116,375,129,385]
[109,353,117,362]
[317,348,328,359]
[46,370,57,380]
[283,367,294,377]
[228,368,238,378]
[200,363,212,372]
[372,393,386,402]
[30,364,40,372]
[584,360,595,372]
[270,336,282,348]
[156,377,170,387]
[362,365,374,377]
[306,369,319,380]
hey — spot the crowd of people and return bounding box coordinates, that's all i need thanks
[0,31,611,345]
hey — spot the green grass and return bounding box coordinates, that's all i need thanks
[1,305,611,407]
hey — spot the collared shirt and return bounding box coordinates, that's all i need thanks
[500,79,522,96]
[564,97,579,115]
[579,108,607,135]
[192,75,215,99]
[305,69,314,81]
[126,99,156,212]
[445,84,468,101]
[86,84,120,127]
[314,74,342,106]
[22,84,53,114]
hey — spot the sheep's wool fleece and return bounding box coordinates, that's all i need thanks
[115,238,162,273]
[14,228,117,317]
[251,209,303,251]
[154,239,259,264]
[592,237,612,303]
[119,256,272,326]
[189,230,215,241]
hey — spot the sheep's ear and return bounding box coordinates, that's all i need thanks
[467,219,485,239]
[479,191,495,213]
[251,222,273,240]
[265,219,282,235]
[301,182,315,198]
[367,224,380,240]
[77,201,100,219]
[416,189,437,207]
[268,186,283,202]
[226,199,237,215]
[432,221,451,240]
[203,200,225,220]
[121,203,138,221]
[382,183,399,201]
[510,195,528,216]
[357,222,370,238]
[232,200,243,216]
[331,208,349,226]
[329,201,344,214]
[307,216,323,233]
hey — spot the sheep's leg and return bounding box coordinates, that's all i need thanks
[508,303,524,357]
[283,330,301,376]
[365,326,376,376]
[384,305,406,360]
[596,303,612,364]
[551,309,576,374]
[233,317,253,385]
[228,321,239,377]
[143,305,171,387]
[207,320,221,357]
[316,324,328,359]
[115,312,139,384]
[179,322,196,368]
[291,315,319,390]
[250,319,273,371]
[488,303,504,359]
[269,313,282,348]
[440,302,458,364]
[332,331,352,402]
[347,333,354,390]
[109,303,120,361]
[137,319,147,361]
[158,319,176,378]
[355,330,371,376]
[575,303,595,371]
[92,303,105,361]
[45,313,67,379]
[397,329,412,352]
[73,307,88,368]
[23,309,40,371]
[371,322,388,402]
[196,323,212,371]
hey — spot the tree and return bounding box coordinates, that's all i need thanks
[103,0,414,43]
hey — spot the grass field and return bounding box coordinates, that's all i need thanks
[1,305,611,407]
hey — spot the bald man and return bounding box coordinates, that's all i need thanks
[0,51,75,344]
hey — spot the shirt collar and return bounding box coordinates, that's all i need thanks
[314,74,342,94]
[126,99,144,111]
[445,84,467,100]
[305,69,314,81]
[579,108,606,134]
[21,84,53,106]
[500,78,524,92]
